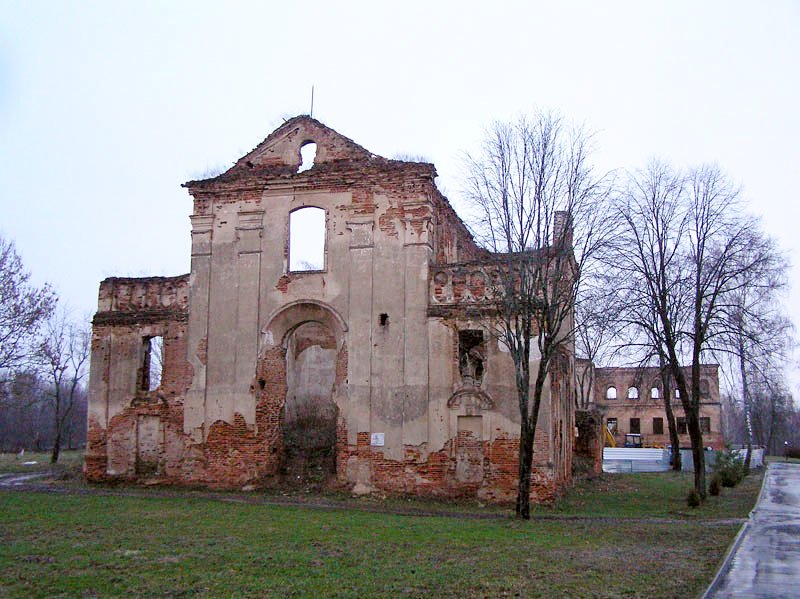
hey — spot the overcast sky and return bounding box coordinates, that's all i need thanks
[1,1,798,394]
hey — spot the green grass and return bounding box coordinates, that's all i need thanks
[0,469,763,598]
[529,470,763,520]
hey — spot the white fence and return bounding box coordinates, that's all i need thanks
[602,446,765,473]
[602,448,670,473]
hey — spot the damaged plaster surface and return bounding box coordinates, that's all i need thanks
[86,116,576,503]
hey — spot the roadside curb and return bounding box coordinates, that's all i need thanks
[701,464,770,599]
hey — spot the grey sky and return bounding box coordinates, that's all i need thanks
[1,1,798,393]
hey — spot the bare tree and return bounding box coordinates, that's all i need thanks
[716,232,791,470]
[574,283,619,409]
[38,310,90,463]
[749,378,797,455]
[464,112,615,518]
[0,236,56,387]
[611,162,687,469]
[615,162,768,499]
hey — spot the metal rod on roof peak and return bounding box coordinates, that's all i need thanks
[310,85,314,117]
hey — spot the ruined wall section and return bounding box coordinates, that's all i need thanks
[180,116,455,491]
[424,260,575,502]
[86,275,191,481]
[88,116,574,501]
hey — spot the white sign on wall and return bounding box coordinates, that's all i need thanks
[370,432,385,447]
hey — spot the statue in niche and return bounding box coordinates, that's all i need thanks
[458,330,486,387]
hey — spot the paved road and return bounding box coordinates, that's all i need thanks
[705,461,800,598]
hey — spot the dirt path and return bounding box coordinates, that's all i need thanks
[0,472,745,526]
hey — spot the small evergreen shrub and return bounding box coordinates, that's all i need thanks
[687,488,701,507]
[712,445,746,488]
[709,474,721,496]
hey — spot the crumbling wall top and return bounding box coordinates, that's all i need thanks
[94,274,189,325]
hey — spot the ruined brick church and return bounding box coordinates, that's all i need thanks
[86,116,575,502]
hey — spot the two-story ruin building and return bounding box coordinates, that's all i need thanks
[85,116,576,502]
[584,363,724,450]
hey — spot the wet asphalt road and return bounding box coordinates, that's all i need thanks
[706,461,800,598]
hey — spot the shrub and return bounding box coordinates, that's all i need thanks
[712,445,746,488]
[709,474,721,496]
[687,488,701,507]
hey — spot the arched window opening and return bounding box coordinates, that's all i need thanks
[289,207,325,271]
[675,388,681,399]
[628,386,639,400]
[651,386,660,399]
[298,141,317,173]
[606,386,617,400]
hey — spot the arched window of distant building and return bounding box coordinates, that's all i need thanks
[628,386,639,400]
[606,386,617,400]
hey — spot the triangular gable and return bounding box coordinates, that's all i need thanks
[232,115,374,172]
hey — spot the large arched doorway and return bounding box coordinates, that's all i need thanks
[282,320,339,484]
[260,301,348,487]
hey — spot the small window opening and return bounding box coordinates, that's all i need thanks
[289,207,325,271]
[627,386,639,400]
[699,379,710,396]
[629,418,641,435]
[606,418,618,433]
[606,386,617,400]
[379,313,389,326]
[651,386,660,399]
[700,417,711,433]
[677,417,687,434]
[458,330,486,386]
[298,141,317,173]
[140,336,164,392]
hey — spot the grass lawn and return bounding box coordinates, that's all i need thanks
[0,468,762,598]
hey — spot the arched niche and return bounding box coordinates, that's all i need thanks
[262,300,347,351]
[259,300,348,486]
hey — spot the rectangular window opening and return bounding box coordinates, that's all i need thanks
[289,207,325,271]
[629,418,641,435]
[652,417,664,435]
[140,336,164,392]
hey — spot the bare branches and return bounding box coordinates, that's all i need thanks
[612,160,791,499]
[38,308,91,463]
[0,236,56,381]
[463,111,614,518]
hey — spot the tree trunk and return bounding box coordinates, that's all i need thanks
[516,419,534,519]
[516,357,547,520]
[664,396,682,471]
[737,337,753,473]
[50,430,61,464]
[660,360,681,471]
[667,355,706,500]
[50,394,61,464]
[686,410,705,499]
